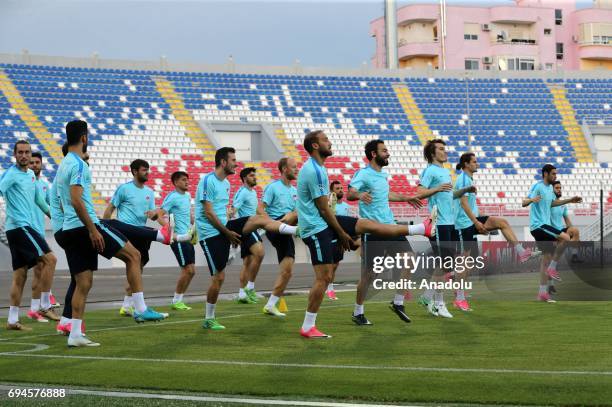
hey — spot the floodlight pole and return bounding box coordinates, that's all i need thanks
[466,72,472,151]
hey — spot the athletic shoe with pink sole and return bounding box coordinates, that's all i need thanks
[537,292,556,303]
[159,221,174,245]
[546,267,562,281]
[423,206,438,238]
[453,299,472,312]
[300,326,331,339]
[326,290,338,301]
[518,248,540,263]
[56,321,86,336]
[27,310,48,323]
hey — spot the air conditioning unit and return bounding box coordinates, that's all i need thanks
[571,35,578,43]
[482,56,493,64]
[482,24,490,31]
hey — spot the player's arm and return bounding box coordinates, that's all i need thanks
[204,201,240,246]
[256,202,267,216]
[552,196,582,207]
[314,195,353,251]
[35,184,51,218]
[417,183,452,199]
[564,214,572,228]
[71,185,104,252]
[388,191,423,208]
[453,185,476,199]
[460,195,488,234]
[102,203,116,220]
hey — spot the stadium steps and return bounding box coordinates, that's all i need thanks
[152,77,215,161]
[241,161,272,186]
[274,127,302,164]
[0,70,106,204]
[548,84,593,163]
[392,83,433,146]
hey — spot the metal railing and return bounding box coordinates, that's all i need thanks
[582,211,612,241]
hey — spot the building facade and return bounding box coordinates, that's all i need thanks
[370,0,612,71]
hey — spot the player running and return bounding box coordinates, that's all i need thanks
[347,139,424,325]
[56,120,165,347]
[453,152,537,311]
[1,141,58,331]
[522,164,581,303]
[297,131,437,339]
[196,147,298,330]
[261,157,299,317]
[160,171,198,311]
[232,167,265,304]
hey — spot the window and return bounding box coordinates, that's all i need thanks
[544,28,552,35]
[556,42,564,60]
[555,9,562,25]
[545,63,554,70]
[465,59,479,70]
[519,58,535,70]
[464,34,478,40]
[464,23,479,41]
[501,57,535,71]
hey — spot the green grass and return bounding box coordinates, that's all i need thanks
[1,281,611,406]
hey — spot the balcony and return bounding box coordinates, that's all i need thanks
[490,6,538,24]
[397,4,438,25]
[490,39,538,56]
[577,43,612,60]
[397,39,440,59]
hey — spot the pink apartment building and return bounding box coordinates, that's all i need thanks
[370,0,612,70]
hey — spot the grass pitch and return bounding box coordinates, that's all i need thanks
[0,279,611,406]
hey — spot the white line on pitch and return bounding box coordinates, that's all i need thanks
[0,384,419,407]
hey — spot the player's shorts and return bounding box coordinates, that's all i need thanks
[457,216,489,256]
[54,229,66,250]
[561,227,569,234]
[170,241,195,267]
[240,230,263,259]
[102,219,154,266]
[302,215,358,266]
[62,223,127,274]
[6,226,51,270]
[429,224,458,260]
[530,224,562,254]
[199,217,250,275]
[266,231,295,263]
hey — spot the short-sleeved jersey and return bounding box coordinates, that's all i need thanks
[0,166,37,231]
[550,204,568,231]
[296,158,329,238]
[195,171,231,240]
[528,181,555,231]
[349,165,395,224]
[454,171,478,230]
[161,190,192,235]
[419,164,454,226]
[32,178,51,236]
[335,201,351,216]
[263,179,297,219]
[56,152,99,231]
[111,181,155,227]
[49,178,64,233]
[232,186,258,218]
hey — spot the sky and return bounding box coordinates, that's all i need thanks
[0,0,592,68]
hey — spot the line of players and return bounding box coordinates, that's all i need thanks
[0,121,583,344]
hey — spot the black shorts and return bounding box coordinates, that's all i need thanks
[457,216,489,255]
[240,230,263,259]
[199,217,250,275]
[170,241,195,267]
[266,231,295,263]
[429,224,458,259]
[561,227,569,234]
[54,229,67,250]
[102,219,155,266]
[62,223,127,274]
[302,216,358,266]
[6,226,51,270]
[530,224,562,254]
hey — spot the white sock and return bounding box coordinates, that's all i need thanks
[539,284,548,294]
[408,223,426,235]
[434,290,444,304]
[301,311,317,331]
[41,292,51,310]
[205,302,216,320]
[393,294,404,306]
[423,288,435,300]
[172,293,183,304]
[132,292,147,314]
[8,306,19,324]
[515,244,526,255]
[122,296,132,309]
[176,232,191,242]
[246,281,255,290]
[59,316,70,325]
[353,303,364,316]
[456,289,466,301]
[238,288,247,299]
[278,223,297,235]
[266,295,279,308]
[327,283,334,292]
[549,260,558,270]
[69,319,82,339]
[31,298,41,312]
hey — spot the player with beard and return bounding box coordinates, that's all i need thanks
[297,131,437,338]
[347,139,424,325]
